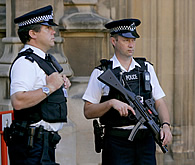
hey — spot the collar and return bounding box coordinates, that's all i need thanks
[20,45,46,59]
[110,54,141,72]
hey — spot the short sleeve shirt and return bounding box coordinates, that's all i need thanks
[10,44,63,131]
[82,55,165,104]
[10,45,46,95]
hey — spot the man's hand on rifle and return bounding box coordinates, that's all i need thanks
[109,99,136,117]
[155,98,172,147]
[160,124,172,146]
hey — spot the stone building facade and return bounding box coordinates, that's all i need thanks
[0,0,194,164]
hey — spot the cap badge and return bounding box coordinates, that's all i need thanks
[129,22,136,31]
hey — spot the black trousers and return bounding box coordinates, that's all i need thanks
[8,132,59,165]
[102,129,156,165]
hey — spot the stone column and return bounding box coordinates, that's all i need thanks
[172,1,195,164]
[59,0,110,76]
[58,1,110,164]
[0,0,22,111]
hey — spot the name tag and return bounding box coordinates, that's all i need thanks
[62,87,68,97]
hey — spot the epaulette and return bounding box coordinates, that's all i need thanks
[96,59,113,71]
[134,57,146,64]
[134,57,153,66]
[146,60,153,66]
[18,48,35,63]
[134,57,146,61]
[25,55,35,62]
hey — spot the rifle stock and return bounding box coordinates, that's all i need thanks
[98,69,168,153]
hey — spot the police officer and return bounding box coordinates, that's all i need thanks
[82,19,172,165]
[8,5,71,165]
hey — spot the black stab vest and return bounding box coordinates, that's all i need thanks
[97,58,153,127]
[10,49,67,124]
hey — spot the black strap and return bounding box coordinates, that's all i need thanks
[28,54,55,75]
[96,58,151,72]
[9,48,56,82]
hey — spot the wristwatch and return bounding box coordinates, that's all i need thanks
[41,86,50,96]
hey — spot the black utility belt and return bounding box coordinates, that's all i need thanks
[26,125,60,140]
[9,122,57,139]
[3,122,61,148]
[27,126,61,148]
[105,127,152,140]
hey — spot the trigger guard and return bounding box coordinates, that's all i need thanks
[128,111,137,121]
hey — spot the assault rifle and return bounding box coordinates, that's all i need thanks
[98,69,168,153]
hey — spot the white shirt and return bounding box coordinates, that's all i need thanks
[10,44,64,131]
[82,55,165,104]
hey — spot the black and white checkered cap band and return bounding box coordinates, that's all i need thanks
[110,22,136,33]
[18,14,53,27]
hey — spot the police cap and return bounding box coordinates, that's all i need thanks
[105,18,141,38]
[14,5,58,27]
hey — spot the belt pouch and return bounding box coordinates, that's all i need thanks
[50,132,61,148]
[40,131,60,165]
